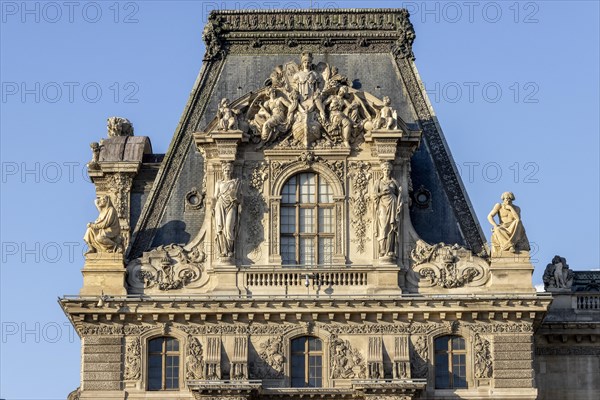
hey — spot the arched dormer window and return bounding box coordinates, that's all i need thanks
[291,336,323,387]
[148,336,180,390]
[281,173,334,265]
[434,335,467,389]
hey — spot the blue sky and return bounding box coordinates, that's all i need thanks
[1,1,598,398]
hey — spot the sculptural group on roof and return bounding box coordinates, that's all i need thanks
[214,51,401,149]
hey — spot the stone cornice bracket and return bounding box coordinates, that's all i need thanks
[206,8,416,54]
[194,130,245,162]
[366,128,422,161]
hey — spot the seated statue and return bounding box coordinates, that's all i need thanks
[487,192,530,255]
[84,195,122,255]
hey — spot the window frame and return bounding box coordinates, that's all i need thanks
[290,336,324,388]
[147,336,181,391]
[434,335,468,390]
[280,173,335,266]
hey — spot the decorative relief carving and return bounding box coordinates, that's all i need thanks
[473,333,493,379]
[543,255,574,291]
[107,173,133,219]
[124,337,141,380]
[250,337,285,379]
[186,336,204,380]
[242,161,268,257]
[203,14,224,61]
[349,161,372,253]
[330,335,367,379]
[126,244,206,292]
[409,240,489,288]
[466,322,533,334]
[391,9,416,60]
[410,336,428,379]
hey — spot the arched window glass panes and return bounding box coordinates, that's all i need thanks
[434,335,467,389]
[148,337,180,390]
[291,336,323,387]
[281,173,334,265]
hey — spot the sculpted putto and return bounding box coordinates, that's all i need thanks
[84,195,122,255]
[373,161,402,259]
[213,162,242,258]
[217,98,240,131]
[487,192,530,255]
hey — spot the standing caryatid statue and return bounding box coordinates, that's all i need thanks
[487,192,530,255]
[83,195,122,255]
[213,161,242,259]
[374,161,403,259]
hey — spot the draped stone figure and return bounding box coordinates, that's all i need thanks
[84,195,122,254]
[374,162,403,258]
[213,162,242,258]
[487,192,530,255]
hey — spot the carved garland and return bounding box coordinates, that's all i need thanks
[124,336,141,380]
[349,161,372,253]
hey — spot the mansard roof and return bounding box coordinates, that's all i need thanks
[127,8,486,260]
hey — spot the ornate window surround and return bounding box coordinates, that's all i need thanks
[282,326,333,388]
[269,161,346,264]
[426,325,474,395]
[140,328,187,392]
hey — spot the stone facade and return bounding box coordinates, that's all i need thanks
[60,8,598,400]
